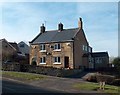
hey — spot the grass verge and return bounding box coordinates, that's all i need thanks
[73,82,119,94]
[2,71,45,81]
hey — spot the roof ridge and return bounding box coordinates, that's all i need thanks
[46,27,79,32]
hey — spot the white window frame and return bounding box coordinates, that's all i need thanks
[40,57,46,64]
[82,45,85,51]
[40,44,46,52]
[53,57,61,64]
[85,46,88,51]
[53,43,61,51]
[88,47,91,53]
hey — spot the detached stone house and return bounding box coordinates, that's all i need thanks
[1,39,18,62]
[30,18,93,69]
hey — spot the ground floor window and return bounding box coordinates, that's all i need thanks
[53,57,61,64]
[40,57,46,64]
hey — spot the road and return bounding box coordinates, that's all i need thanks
[1,78,63,95]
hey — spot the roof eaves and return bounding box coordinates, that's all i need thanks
[31,40,74,45]
[4,39,17,51]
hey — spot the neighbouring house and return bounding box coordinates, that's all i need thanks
[1,39,28,63]
[18,41,30,64]
[91,52,109,69]
[29,17,109,69]
[1,39,17,62]
[83,52,109,69]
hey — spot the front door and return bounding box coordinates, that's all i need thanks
[64,56,69,68]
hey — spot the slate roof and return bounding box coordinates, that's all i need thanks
[30,28,80,44]
[9,42,20,52]
[91,52,109,57]
[18,41,30,54]
[83,52,109,57]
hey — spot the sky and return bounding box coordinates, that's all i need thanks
[0,1,118,57]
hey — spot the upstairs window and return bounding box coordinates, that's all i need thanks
[85,46,88,51]
[40,44,46,52]
[40,57,46,64]
[82,45,85,51]
[83,45,88,52]
[54,43,61,51]
[88,47,92,53]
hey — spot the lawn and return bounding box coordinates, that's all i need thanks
[73,82,120,94]
[2,71,45,81]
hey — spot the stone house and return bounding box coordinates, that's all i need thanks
[29,18,93,69]
[18,41,30,64]
[1,39,17,62]
[1,39,29,63]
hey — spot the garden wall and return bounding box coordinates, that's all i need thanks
[2,63,82,77]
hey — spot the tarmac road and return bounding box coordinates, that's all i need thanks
[1,78,63,95]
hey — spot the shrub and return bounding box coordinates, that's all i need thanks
[31,61,37,66]
[112,57,120,74]
[111,79,120,86]
[96,74,115,85]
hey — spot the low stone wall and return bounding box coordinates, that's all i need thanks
[2,63,20,71]
[2,63,82,77]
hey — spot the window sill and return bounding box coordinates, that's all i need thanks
[53,49,61,52]
[53,62,61,64]
[40,63,46,64]
[40,50,46,52]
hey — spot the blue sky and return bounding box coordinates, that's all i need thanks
[0,2,118,57]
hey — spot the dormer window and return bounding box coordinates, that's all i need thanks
[40,44,46,52]
[53,43,61,51]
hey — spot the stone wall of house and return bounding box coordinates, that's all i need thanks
[30,42,74,69]
[2,40,17,61]
[74,29,89,69]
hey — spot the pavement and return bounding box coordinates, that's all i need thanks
[2,72,110,95]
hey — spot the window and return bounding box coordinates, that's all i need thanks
[40,44,46,52]
[85,46,88,51]
[88,47,92,53]
[40,57,46,64]
[83,45,88,52]
[53,57,61,64]
[54,43,61,51]
[20,44,24,47]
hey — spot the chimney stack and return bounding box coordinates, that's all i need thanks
[78,17,83,29]
[40,24,45,33]
[58,23,63,31]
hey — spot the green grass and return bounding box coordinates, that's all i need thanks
[74,82,119,94]
[2,71,45,81]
